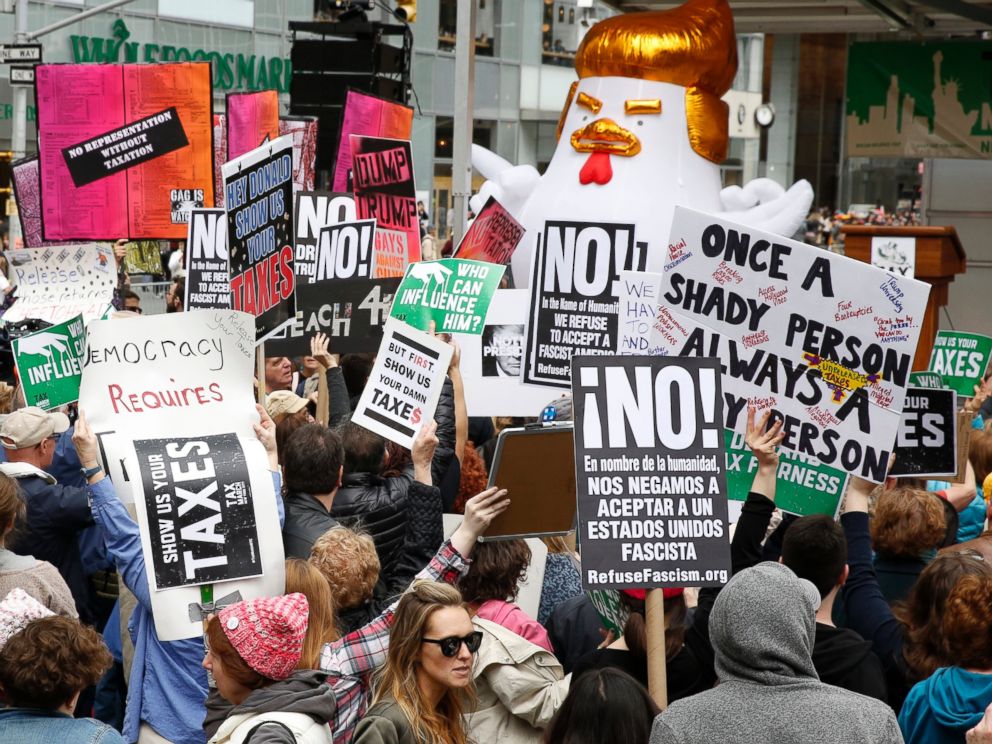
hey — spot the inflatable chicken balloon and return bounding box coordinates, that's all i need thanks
[470,0,814,287]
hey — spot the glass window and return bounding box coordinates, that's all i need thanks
[438,0,498,57]
[558,6,565,22]
[158,0,254,28]
[569,8,575,24]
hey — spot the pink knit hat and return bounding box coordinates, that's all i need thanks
[218,593,309,680]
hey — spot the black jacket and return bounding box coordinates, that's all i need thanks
[332,378,455,575]
[281,492,339,559]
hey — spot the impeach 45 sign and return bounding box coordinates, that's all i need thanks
[929,331,992,397]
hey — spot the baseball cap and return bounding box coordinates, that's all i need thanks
[540,394,573,422]
[265,390,308,423]
[0,407,70,449]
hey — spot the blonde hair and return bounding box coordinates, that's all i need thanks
[309,526,380,611]
[284,558,340,667]
[0,472,25,544]
[372,581,475,744]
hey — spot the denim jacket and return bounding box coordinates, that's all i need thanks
[0,708,126,744]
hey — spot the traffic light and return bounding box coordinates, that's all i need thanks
[395,1,416,22]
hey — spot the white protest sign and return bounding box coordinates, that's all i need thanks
[4,244,116,324]
[185,208,231,310]
[79,310,284,641]
[455,289,558,417]
[352,317,453,449]
[642,207,930,483]
[617,270,666,355]
[293,191,359,283]
[870,236,916,278]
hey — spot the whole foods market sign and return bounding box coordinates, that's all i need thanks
[69,20,290,93]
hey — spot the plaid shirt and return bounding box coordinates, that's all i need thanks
[319,539,470,744]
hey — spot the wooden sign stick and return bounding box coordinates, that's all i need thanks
[646,588,669,710]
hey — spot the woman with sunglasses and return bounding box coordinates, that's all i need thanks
[353,581,480,744]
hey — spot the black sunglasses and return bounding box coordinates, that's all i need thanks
[422,631,483,658]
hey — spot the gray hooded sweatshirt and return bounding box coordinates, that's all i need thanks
[650,562,904,744]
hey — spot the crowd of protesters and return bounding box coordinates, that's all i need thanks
[4,249,992,744]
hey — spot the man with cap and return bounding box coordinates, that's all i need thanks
[0,407,98,626]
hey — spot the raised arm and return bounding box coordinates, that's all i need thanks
[732,408,784,575]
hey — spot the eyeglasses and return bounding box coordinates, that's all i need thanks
[422,631,483,658]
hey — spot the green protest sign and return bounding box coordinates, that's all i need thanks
[909,371,946,389]
[724,430,847,517]
[390,258,505,334]
[13,315,85,410]
[928,330,992,397]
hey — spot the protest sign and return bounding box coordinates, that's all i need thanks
[631,208,930,483]
[3,244,116,325]
[928,330,992,397]
[350,136,421,277]
[909,371,946,389]
[185,209,231,310]
[293,191,359,282]
[724,430,847,517]
[36,62,214,240]
[134,433,263,590]
[78,310,284,641]
[454,289,560,417]
[454,196,525,266]
[222,136,297,343]
[618,270,667,355]
[572,355,731,590]
[227,90,279,160]
[524,220,647,388]
[352,318,453,448]
[391,259,504,334]
[266,277,399,357]
[10,156,73,248]
[890,387,958,477]
[870,236,915,278]
[13,314,84,410]
[333,89,414,192]
[279,117,318,196]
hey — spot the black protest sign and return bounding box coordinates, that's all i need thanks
[185,208,231,310]
[266,277,400,357]
[223,135,297,343]
[313,220,376,281]
[890,387,958,477]
[571,355,731,590]
[293,191,358,282]
[134,433,262,590]
[62,107,189,188]
[525,221,646,388]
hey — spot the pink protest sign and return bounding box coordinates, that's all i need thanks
[279,117,318,194]
[454,196,526,266]
[332,90,413,192]
[226,90,279,161]
[11,157,73,249]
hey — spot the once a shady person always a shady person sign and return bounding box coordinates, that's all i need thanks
[13,314,85,410]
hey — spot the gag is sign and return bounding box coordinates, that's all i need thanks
[351,318,453,449]
[185,209,230,310]
[890,387,958,478]
[525,221,647,388]
[571,355,731,591]
[928,331,992,397]
[641,208,930,483]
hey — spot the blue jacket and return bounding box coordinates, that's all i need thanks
[89,472,283,744]
[899,667,992,744]
[0,708,125,744]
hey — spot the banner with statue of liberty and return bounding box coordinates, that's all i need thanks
[846,41,992,159]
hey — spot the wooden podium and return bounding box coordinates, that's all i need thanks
[841,225,966,371]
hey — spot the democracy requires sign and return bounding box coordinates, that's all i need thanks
[640,208,930,483]
[525,220,648,388]
[223,136,297,343]
[928,331,992,397]
[572,355,731,591]
[293,191,360,282]
[267,278,399,357]
[890,387,958,478]
[78,310,284,641]
[3,244,116,325]
[185,209,231,310]
[391,259,504,335]
[351,136,421,277]
[13,315,84,410]
[134,433,262,590]
[352,318,453,449]
[454,196,526,266]
[724,430,847,517]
